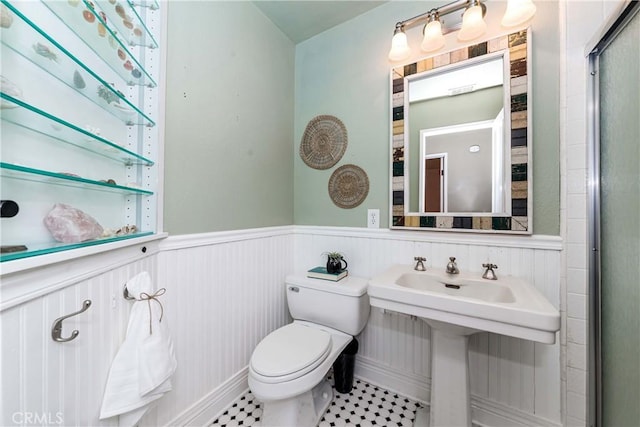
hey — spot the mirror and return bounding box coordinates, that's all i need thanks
[391,29,531,233]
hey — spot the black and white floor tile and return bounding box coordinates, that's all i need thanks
[211,376,421,427]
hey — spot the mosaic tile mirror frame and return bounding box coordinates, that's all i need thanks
[390,29,531,234]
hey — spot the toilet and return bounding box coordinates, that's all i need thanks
[248,274,370,427]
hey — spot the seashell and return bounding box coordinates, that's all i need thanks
[122,19,133,30]
[82,9,95,23]
[68,0,80,6]
[101,228,116,238]
[115,4,125,18]
[73,70,86,89]
[117,48,126,60]
[131,68,141,78]
[0,75,24,109]
[0,3,14,28]
[133,27,142,37]
[123,60,133,71]
[108,35,117,49]
[97,84,121,105]
[97,23,106,37]
[32,42,59,62]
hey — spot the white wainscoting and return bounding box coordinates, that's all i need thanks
[1,225,562,427]
[0,227,293,427]
[0,254,158,427]
[294,226,563,426]
[153,227,293,426]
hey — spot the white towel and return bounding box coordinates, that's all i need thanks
[100,272,177,426]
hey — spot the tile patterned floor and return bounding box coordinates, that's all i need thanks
[211,376,421,427]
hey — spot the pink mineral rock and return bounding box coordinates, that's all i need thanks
[43,203,104,243]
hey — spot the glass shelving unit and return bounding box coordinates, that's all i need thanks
[1,93,154,166]
[1,0,155,126]
[0,231,154,262]
[0,162,154,195]
[42,0,156,87]
[1,0,160,267]
[95,0,158,48]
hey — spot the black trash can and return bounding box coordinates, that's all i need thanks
[332,338,359,394]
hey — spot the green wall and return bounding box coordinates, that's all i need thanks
[163,1,295,234]
[294,1,560,235]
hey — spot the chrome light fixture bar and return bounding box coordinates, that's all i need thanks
[388,0,536,61]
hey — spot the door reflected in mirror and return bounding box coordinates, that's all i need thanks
[419,116,506,214]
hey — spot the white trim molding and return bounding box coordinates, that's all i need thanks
[159,226,295,251]
[294,226,562,251]
[165,367,249,427]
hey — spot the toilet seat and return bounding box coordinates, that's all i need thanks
[250,323,332,384]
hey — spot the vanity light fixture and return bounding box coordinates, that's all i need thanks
[501,0,537,27]
[388,0,536,61]
[389,24,412,61]
[457,0,487,41]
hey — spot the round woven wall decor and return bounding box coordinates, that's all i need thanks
[300,115,347,170]
[328,164,369,209]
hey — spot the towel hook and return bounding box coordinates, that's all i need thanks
[51,300,92,343]
[123,283,136,300]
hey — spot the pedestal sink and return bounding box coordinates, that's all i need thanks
[368,265,560,427]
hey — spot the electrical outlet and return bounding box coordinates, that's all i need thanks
[367,209,380,228]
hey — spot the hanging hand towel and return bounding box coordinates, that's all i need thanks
[99,271,177,426]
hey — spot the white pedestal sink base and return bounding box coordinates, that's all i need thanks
[425,320,478,427]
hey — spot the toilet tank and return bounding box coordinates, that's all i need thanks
[285,274,370,336]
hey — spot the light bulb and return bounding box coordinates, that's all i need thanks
[458,4,487,42]
[502,0,536,27]
[421,20,445,52]
[388,28,411,62]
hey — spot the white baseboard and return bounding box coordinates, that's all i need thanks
[355,356,562,427]
[164,357,561,427]
[166,367,248,427]
[354,355,431,404]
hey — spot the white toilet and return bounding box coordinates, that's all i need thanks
[248,274,370,427]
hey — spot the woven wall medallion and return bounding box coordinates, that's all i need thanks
[328,164,369,209]
[300,115,347,170]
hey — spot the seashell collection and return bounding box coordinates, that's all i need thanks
[74,0,144,79]
[101,224,138,238]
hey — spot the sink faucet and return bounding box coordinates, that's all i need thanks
[482,263,498,280]
[414,256,426,271]
[446,257,459,274]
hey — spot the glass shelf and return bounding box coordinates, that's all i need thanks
[128,0,159,11]
[0,162,154,196]
[1,93,154,166]
[42,0,156,87]
[1,1,155,126]
[0,231,154,262]
[94,0,158,48]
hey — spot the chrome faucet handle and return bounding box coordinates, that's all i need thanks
[482,263,498,280]
[414,256,426,271]
[446,257,459,274]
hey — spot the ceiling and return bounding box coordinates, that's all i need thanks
[252,1,387,44]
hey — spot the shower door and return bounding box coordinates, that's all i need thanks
[589,3,640,427]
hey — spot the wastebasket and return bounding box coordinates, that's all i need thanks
[332,338,359,393]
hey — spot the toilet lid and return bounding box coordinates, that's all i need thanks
[251,323,331,378]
